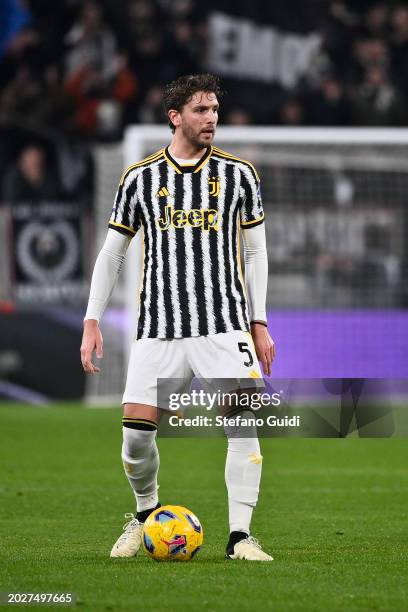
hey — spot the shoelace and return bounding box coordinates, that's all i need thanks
[244,536,262,550]
[121,513,140,534]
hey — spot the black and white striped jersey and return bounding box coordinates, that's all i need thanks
[109,145,265,340]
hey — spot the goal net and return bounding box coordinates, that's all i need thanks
[86,127,408,404]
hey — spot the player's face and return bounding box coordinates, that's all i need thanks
[178,92,219,148]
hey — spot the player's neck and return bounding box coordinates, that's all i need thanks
[168,136,207,160]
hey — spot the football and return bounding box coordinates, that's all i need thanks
[142,505,204,561]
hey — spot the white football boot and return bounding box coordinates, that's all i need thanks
[110,513,144,558]
[228,536,273,561]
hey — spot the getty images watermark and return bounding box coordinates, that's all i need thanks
[157,378,406,437]
[166,389,300,429]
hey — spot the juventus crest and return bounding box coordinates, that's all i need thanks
[208,176,221,197]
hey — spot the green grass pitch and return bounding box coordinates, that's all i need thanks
[0,403,407,612]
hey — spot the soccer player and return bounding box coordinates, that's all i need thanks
[81,74,275,561]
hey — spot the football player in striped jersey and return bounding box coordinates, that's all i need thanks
[81,74,275,561]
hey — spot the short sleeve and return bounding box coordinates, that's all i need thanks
[239,165,265,228]
[108,169,142,237]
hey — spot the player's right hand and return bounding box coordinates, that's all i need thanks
[80,319,103,374]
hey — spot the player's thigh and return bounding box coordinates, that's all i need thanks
[123,403,169,422]
[189,330,262,379]
[188,330,264,415]
[123,402,159,422]
[123,338,169,409]
[123,337,193,413]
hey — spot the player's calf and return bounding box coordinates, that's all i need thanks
[121,418,160,513]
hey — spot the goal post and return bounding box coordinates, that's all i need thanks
[87,127,408,404]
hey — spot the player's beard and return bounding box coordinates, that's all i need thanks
[182,123,214,150]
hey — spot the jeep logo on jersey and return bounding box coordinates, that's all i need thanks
[156,205,219,231]
[209,176,220,197]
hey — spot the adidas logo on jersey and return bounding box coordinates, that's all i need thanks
[157,186,170,197]
[156,204,219,231]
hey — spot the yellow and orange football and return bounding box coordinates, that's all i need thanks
[142,505,203,561]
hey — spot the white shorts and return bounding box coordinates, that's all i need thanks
[122,330,264,410]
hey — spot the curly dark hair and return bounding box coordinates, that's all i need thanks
[163,74,224,132]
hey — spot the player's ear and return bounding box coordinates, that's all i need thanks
[168,109,181,129]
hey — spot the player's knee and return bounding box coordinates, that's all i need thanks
[224,410,261,455]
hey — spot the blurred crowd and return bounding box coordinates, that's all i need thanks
[1,0,408,202]
[306,1,408,128]
[0,0,206,143]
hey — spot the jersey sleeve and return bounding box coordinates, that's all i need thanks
[239,165,265,228]
[108,169,142,237]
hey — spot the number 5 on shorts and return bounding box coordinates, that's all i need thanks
[238,342,254,367]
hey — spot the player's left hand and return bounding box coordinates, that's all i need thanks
[250,322,276,376]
